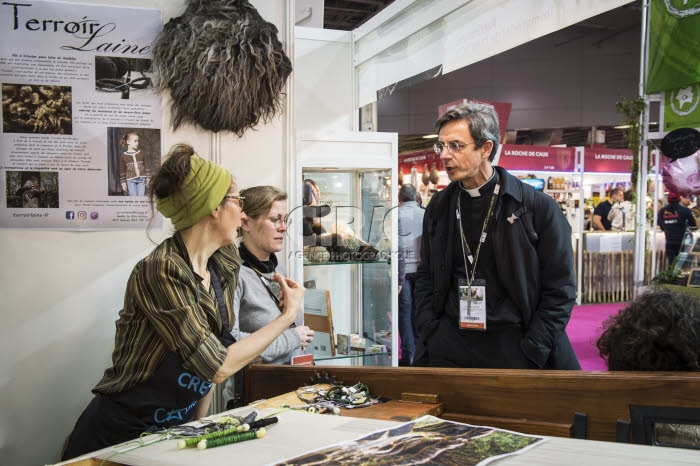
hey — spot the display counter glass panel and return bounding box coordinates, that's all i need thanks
[301,169,394,366]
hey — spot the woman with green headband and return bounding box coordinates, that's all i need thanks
[62,144,305,461]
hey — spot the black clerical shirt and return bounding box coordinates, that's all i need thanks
[447,174,523,328]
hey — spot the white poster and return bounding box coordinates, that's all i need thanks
[0,0,162,230]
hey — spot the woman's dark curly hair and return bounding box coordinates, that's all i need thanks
[597,287,700,371]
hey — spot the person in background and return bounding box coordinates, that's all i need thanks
[119,131,151,196]
[223,186,314,406]
[414,102,579,369]
[593,188,623,230]
[415,190,425,209]
[657,191,697,266]
[620,190,635,231]
[678,194,700,224]
[62,145,305,460]
[397,183,424,366]
[680,194,692,208]
[302,178,326,242]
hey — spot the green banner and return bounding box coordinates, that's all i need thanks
[664,83,700,130]
[646,0,700,94]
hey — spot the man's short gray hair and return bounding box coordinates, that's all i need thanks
[399,183,417,203]
[434,102,500,162]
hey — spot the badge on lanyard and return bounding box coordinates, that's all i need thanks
[458,278,487,330]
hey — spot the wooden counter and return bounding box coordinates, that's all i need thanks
[245,365,700,443]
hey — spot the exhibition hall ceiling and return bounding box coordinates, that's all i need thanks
[321,1,646,153]
[324,0,395,30]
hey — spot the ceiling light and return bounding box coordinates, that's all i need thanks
[422,134,438,139]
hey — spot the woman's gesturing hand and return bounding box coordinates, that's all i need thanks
[294,325,315,348]
[273,273,305,322]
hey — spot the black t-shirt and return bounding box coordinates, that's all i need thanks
[657,202,697,246]
[593,200,613,230]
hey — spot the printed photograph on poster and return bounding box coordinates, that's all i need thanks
[2,83,73,134]
[5,170,59,208]
[106,127,161,196]
[94,56,153,99]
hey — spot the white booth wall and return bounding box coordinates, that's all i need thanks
[0,1,290,465]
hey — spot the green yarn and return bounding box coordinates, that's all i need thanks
[197,428,265,449]
[176,425,241,449]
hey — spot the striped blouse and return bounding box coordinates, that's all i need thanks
[93,232,242,394]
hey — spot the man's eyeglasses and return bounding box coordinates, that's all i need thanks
[433,141,476,155]
[225,195,245,209]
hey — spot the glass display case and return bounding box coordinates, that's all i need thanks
[674,231,700,289]
[290,131,398,366]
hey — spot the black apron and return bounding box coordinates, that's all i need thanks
[62,264,241,461]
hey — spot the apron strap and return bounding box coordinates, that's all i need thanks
[208,263,230,333]
[208,262,245,409]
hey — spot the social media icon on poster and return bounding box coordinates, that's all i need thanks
[65,211,75,220]
[77,211,87,220]
[90,212,99,220]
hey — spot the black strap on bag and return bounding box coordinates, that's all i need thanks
[208,263,245,409]
[517,181,539,246]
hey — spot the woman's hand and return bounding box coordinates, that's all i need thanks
[294,325,315,348]
[273,274,305,323]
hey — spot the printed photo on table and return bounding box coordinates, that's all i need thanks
[1,83,72,134]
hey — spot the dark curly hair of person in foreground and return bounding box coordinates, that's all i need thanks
[597,287,700,371]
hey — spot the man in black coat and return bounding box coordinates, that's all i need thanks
[413,102,580,369]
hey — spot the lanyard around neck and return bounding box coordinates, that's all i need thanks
[246,265,296,329]
[456,178,500,288]
[248,265,280,306]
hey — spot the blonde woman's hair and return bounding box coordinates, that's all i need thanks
[240,185,287,219]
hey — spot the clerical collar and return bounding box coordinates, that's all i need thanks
[459,170,497,198]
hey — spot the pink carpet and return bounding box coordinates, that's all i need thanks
[566,302,628,371]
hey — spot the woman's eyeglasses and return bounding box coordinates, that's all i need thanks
[225,195,245,209]
[268,215,290,229]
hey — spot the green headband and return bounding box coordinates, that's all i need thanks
[156,155,232,230]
